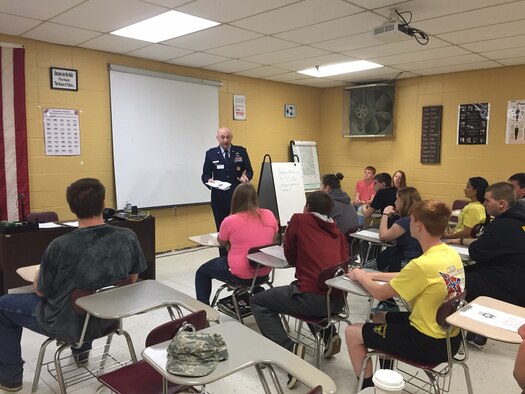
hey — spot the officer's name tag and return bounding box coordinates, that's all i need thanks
[216,164,225,169]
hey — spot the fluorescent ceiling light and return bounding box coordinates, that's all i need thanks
[298,60,383,77]
[111,10,220,43]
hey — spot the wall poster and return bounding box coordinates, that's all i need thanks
[457,103,489,145]
[43,108,81,156]
[506,100,525,144]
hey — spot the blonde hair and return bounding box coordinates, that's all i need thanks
[397,187,421,217]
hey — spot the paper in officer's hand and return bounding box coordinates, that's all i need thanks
[206,180,231,191]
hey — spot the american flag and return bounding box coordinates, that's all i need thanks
[0,45,30,221]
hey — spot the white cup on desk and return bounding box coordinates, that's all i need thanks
[372,369,405,394]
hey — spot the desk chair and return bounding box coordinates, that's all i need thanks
[345,225,363,266]
[357,292,473,394]
[211,244,277,324]
[98,310,207,394]
[32,280,134,394]
[450,200,469,225]
[26,211,58,223]
[287,262,351,368]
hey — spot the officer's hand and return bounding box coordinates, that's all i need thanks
[238,171,249,183]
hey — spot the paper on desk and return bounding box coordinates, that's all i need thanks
[206,181,231,190]
[38,222,64,229]
[459,303,525,332]
[62,221,79,227]
[356,229,380,239]
[260,245,285,260]
[16,265,39,282]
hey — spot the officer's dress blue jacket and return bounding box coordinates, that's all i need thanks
[201,144,253,228]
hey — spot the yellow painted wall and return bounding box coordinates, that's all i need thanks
[1,34,321,252]
[3,32,524,253]
[319,67,525,204]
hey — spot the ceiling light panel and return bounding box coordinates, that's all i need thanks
[111,10,219,43]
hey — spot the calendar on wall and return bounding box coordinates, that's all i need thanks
[43,108,81,156]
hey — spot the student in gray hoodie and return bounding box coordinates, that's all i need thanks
[321,172,359,234]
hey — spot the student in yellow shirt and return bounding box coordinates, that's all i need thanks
[345,200,465,390]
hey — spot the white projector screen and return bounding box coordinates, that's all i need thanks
[109,65,220,209]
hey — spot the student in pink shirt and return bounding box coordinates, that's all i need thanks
[195,183,278,304]
[354,166,376,207]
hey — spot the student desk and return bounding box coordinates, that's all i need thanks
[75,279,219,326]
[325,269,384,318]
[349,228,393,263]
[448,244,473,263]
[447,296,525,343]
[141,321,337,394]
[188,233,219,247]
[0,217,156,294]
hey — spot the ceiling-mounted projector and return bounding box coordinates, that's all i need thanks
[372,21,413,43]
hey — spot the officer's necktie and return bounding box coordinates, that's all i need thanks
[224,150,230,160]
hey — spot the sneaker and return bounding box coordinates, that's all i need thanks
[0,380,23,392]
[287,342,305,389]
[466,332,487,349]
[371,301,400,314]
[323,334,342,358]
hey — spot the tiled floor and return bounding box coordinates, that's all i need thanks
[11,247,521,393]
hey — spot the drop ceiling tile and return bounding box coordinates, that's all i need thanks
[176,0,298,23]
[235,66,290,78]
[206,36,297,58]
[480,46,525,60]
[293,78,345,87]
[243,46,329,65]
[265,72,311,82]
[163,25,261,51]
[126,44,193,61]
[415,61,501,75]
[413,2,525,35]
[0,0,84,20]
[350,0,411,10]
[396,53,488,71]
[499,56,525,66]
[436,20,525,45]
[203,59,259,73]
[79,33,150,54]
[22,22,101,46]
[145,0,189,7]
[375,0,512,22]
[51,0,165,32]
[231,0,362,35]
[461,35,525,53]
[345,37,450,60]
[0,13,41,36]
[275,11,385,44]
[311,32,379,52]
[275,53,356,72]
[373,45,470,66]
[168,52,230,68]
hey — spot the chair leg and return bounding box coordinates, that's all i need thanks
[314,330,323,369]
[32,337,55,393]
[265,364,284,394]
[210,284,229,307]
[255,364,272,394]
[231,290,244,324]
[98,333,114,371]
[120,329,138,363]
[424,370,441,394]
[54,342,73,394]
[457,362,474,394]
[357,352,375,392]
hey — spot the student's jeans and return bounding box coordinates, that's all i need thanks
[0,293,91,385]
[195,256,268,305]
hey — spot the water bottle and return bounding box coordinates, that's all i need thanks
[125,201,132,213]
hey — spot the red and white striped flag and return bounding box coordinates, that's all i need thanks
[0,45,30,221]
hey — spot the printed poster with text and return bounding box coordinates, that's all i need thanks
[506,100,525,144]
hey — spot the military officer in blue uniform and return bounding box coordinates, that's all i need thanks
[202,127,253,232]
